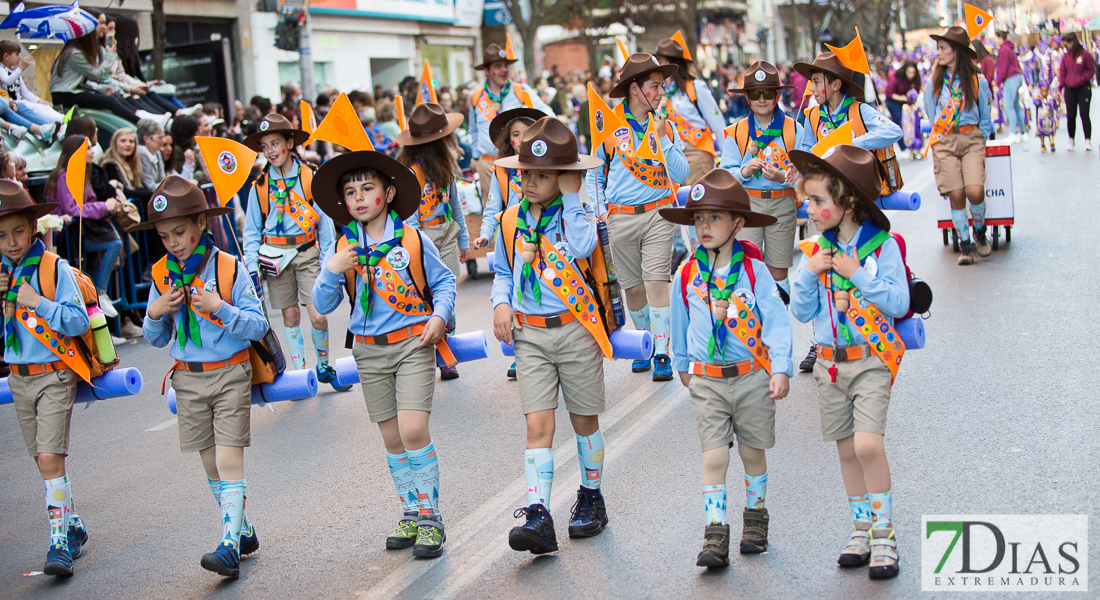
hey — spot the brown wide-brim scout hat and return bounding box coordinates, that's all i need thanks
[655,36,691,62]
[242,113,311,151]
[660,168,777,227]
[729,60,794,93]
[930,26,979,59]
[474,43,518,70]
[0,179,57,220]
[494,116,603,171]
[489,107,546,143]
[789,145,890,231]
[395,102,464,146]
[609,53,679,99]
[312,150,421,226]
[129,175,233,231]
[793,52,865,98]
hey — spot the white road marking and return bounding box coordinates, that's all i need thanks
[145,417,177,432]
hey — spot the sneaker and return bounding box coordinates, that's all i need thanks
[98,293,118,318]
[631,358,652,373]
[696,524,731,568]
[973,226,992,257]
[67,516,89,560]
[440,365,459,380]
[508,503,558,554]
[8,124,27,140]
[200,542,240,578]
[37,122,58,142]
[957,241,975,266]
[652,354,673,382]
[1041,145,1048,153]
[119,318,143,339]
[238,523,259,556]
[740,507,770,553]
[507,362,516,379]
[386,513,419,550]
[838,521,873,567]
[316,363,351,391]
[185,103,205,116]
[135,110,171,129]
[868,527,900,579]
[43,544,73,577]
[412,517,445,558]
[1021,132,1029,143]
[568,486,609,538]
[1051,142,1057,152]
[1069,139,1076,150]
[799,343,817,372]
[1087,139,1093,152]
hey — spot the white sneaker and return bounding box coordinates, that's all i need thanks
[37,122,57,141]
[98,293,119,318]
[1086,140,1093,151]
[186,103,204,116]
[1069,139,1076,150]
[1021,132,1029,143]
[135,110,171,129]
[8,124,27,140]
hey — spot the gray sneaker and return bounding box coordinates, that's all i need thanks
[973,226,992,257]
[957,241,975,266]
[8,124,27,140]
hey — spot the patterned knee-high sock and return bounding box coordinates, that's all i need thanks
[849,493,872,523]
[951,209,972,243]
[651,305,671,356]
[219,479,247,548]
[970,200,987,231]
[703,484,727,525]
[310,327,330,367]
[524,448,554,507]
[209,478,251,536]
[44,475,72,548]
[628,305,651,332]
[745,472,767,510]
[407,443,441,518]
[576,429,605,489]
[385,452,418,514]
[284,326,306,370]
[870,490,893,529]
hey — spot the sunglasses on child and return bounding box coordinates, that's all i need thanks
[746,89,778,101]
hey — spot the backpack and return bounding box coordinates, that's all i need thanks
[678,240,761,306]
[255,162,316,220]
[499,205,620,336]
[38,252,118,380]
[152,251,283,385]
[806,102,904,194]
[724,117,797,159]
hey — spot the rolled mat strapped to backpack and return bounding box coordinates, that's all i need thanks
[166,368,318,414]
[500,328,654,360]
[0,367,144,406]
[798,191,921,219]
[332,330,492,388]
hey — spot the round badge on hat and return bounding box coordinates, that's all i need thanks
[531,140,548,157]
[651,56,659,65]
[822,146,838,159]
[755,70,766,81]
[218,151,237,175]
[690,184,705,201]
[387,246,411,270]
[498,49,507,58]
[259,120,270,132]
[153,194,168,212]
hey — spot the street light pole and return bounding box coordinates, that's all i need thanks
[299,1,315,100]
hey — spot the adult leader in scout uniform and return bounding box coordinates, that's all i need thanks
[241,113,341,389]
[654,31,727,185]
[468,42,553,203]
[585,51,690,382]
[138,175,269,579]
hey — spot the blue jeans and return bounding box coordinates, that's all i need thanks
[83,236,123,294]
[1003,74,1026,134]
[0,103,36,128]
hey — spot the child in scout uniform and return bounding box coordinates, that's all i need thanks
[663,169,793,568]
[241,113,341,389]
[790,51,903,373]
[310,149,457,559]
[0,181,91,578]
[138,175,270,578]
[720,61,803,304]
[585,51,690,381]
[788,145,909,580]
[654,32,728,185]
[473,106,545,380]
[491,117,611,554]
[468,42,554,203]
[923,26,994,266]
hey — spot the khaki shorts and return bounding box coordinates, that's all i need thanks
[267,243,321,310]
[423,219,461,277]
[813,354,892,441]
[352,336,436,423]
[172,361,253,452]
[606,207,674,289]
[689,368,775,452]
[476,156,495,205]
[932,128,986,194]
[10,369,79,457]
[514,319,605,416]
[737,192,798,269]
[683,143,717,187]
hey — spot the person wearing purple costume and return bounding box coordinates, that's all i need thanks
[1034,81,1058,152]
[900,89,924,158]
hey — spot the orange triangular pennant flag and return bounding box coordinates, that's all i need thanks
[66,137,88,212]
[825,28,871,76]
[671,31,692,61]
[417,61,438,105]
[588,82,627,152]
[632,115,670,189]
[811,122,853,157]
[196,136,258,206]
[505,33,516,61]
[300,100,316,135]
[964,4,993,39]
[616,38,630,60]
[306,93,374,151]
[395,96,408,131]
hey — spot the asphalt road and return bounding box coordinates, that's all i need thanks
[2,123,1098,600]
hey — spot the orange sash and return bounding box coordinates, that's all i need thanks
[411,163,450,226]
[667,104,717,157]
[686,262,771,374]
[921,102,958,158]
[610,121,670,189]
[265,188,320,244]
[473,84,530,123]
[15,307,92,383]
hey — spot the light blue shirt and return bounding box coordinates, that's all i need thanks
[719,114,805,192]
[922,73,993,140]
[790,226,910,346]
[585,117,690,214]
[490,193,598,316]
[312,219,456,336]
[667,79,727,153]
[406,180,469,250]
[795,97,903,152]
[468,81,554,159]
[242,158,337,272]
[480,167,522,241]
[671,254,794,376]
[143,250,270,363]
[2,255,90,365]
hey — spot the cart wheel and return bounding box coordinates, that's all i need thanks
[991,226,1000,250]
[466,259,479,280]
[1005,226,1011,244]
[951,229,959,253]
[942,229,949,246]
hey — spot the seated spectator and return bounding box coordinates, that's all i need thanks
[159,131,174,165]
[0,40,65,129]
[136,118,166,189]
[49,17,142,123]
[11,152,27,185]
[99,127,149,199]
[167,115,209,184]
[104,14,196,117]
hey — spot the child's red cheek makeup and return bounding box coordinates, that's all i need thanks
[190,236,196,244]
[820,209,832,220]
[374,198,381,206]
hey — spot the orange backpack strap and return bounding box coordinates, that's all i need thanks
[685,79,698,104]
[152,256,169,295]
[38,251,58,301]
[807,107,820,137]
[336,235,357,301]
[255,174,270,220]
[783,116,796,150]
[495,166,509,203]
[848,102,868,137]
[300,163,314,203]
[499,204,520,270]
[213,251,237,305]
